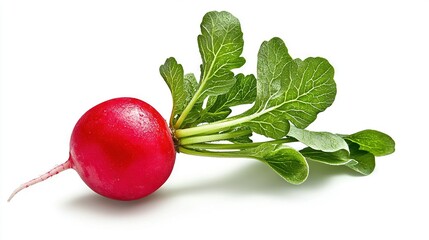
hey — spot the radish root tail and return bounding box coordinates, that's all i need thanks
[8,160,72,202]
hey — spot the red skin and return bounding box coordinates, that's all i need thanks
[70,97,176,200]
[8,97,176,201]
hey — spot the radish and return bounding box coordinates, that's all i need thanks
[8,97,176,201]
[8,11,395,202]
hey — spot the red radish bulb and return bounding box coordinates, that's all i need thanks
[8,97,176,201]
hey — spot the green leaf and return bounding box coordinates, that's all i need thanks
[346,142,376,175]
[344,129,395,156]
[159,57,187,125]
[207,73,257,112]
[196,108,232,124]
[241,143,309,184]
[287,125,349,152]
[243,112,291,139]
[184,73,199,101]
[175,38,337,140]
[196,73,257,124]
[178,73,202,127]
[255,37,293,105]
[264,146,309,184]
[197,11,245,98]
[173,11,245,129]
[300,147,355,166]
[167,11,396,186]
[241,37,293,139]
[281,57,336,128]
[241,39,336,139]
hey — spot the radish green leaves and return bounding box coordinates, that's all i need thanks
[161,11,395,185]
[171,11,245,129]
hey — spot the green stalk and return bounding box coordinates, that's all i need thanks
[178,146,247,158]
[174,86,203,129]
[175,117,242,138]
[183,138,297,150]
[175,106,275,138]
[180,129,252,145]
[174,49,219,129]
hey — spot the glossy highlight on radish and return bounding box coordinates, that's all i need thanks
[8,97,176,201]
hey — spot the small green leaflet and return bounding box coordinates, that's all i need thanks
[160,58,187,125]
[255,37,293,104]
[288,125,349,152]
[174,11,246,129]
[300,147,354,166]
[207,74,257,114]
[340,129,394,175]
[240,143,309,184]
[343,129,395,156]
[240,37,293,139]
[160,58,200,126]
[298,129,389,174]
[178,73,201,127]
[197,11,245,98]
[196,73,257,124]
[264,146,309,184]
[288,124,352,166]
[346,142,376,175]
[299,130,389,175]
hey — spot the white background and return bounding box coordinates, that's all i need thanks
[1,0,428,239]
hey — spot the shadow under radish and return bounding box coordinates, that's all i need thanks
[61,160,361,214]
[61,188,170,216]
[165,160,361,198]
